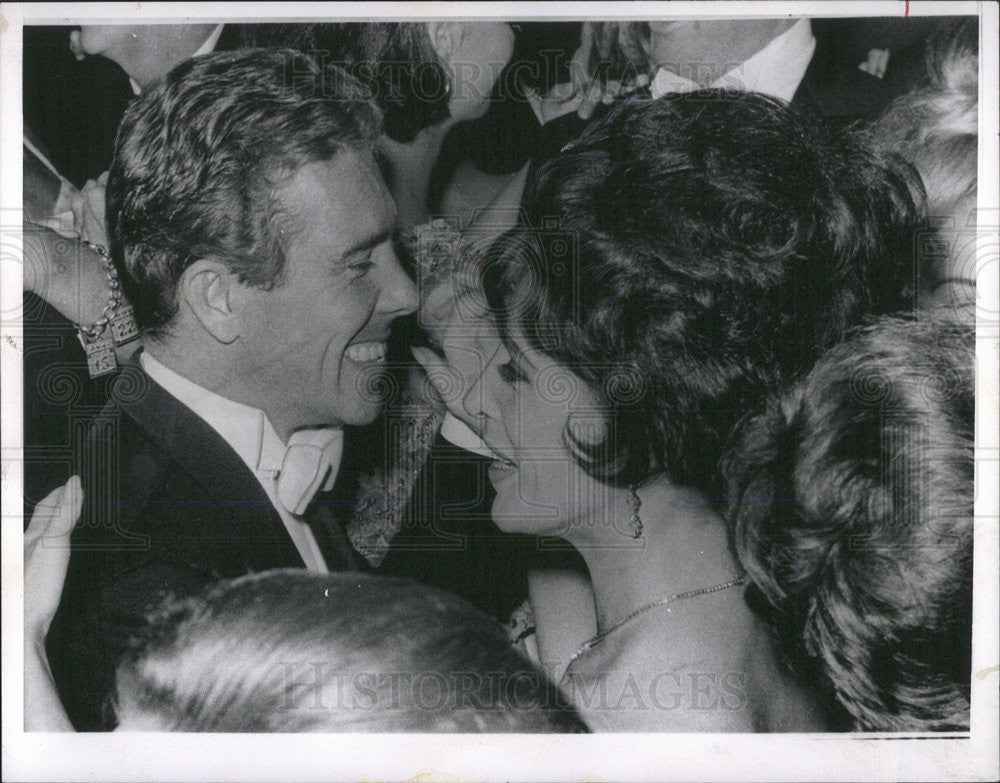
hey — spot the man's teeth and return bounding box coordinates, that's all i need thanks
[346,341,387,362]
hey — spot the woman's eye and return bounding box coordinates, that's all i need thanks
[497,361,526,384]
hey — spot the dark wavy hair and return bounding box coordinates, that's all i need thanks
[114,570,587,732]
[480,93,923,494]
[240,23,451,144]
[106,48,382,335]
[722,314,974,731]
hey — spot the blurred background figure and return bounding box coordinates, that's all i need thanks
[240,22,517,228]
[450,16,968,198]
[724,314,974,731]
[69,24,224,92]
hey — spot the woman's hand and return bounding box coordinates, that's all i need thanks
[24,476,81,732]
[411,292,501,434]
[23,224,110,323]
[25,477,81,645]
[71,171,109,248]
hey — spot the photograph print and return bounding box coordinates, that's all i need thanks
[5,3,998,781]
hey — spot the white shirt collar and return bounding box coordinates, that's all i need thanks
[141,350,274,474]
[139,351,342,503]
[129,23,225,96]
[650,18,815,103]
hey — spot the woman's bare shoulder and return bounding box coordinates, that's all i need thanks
[561,592,826,732]
[561,611,757,732]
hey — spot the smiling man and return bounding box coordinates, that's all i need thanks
[44,49,418,731]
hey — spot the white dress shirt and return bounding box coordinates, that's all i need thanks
[650,18,816,102]
[141,351,340,572]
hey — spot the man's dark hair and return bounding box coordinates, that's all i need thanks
[114,570,588,732]
[240,24,451,144]
[723,314,974,731]
[106,48,382,336]
[481,93,923,495]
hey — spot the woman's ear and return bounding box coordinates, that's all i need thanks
[425,21,464,67]
[178,259,240,344]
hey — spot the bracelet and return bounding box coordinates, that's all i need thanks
[75,240,121,343]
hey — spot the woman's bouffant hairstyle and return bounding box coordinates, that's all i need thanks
[113,570,587,732]
[869,18,978,303]
[872,18,978,219]
[480,93,922,494]
[240,23,451,144]
[723,314,974,731]
[106,49,382,336]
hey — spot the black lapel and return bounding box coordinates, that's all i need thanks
[111,356,304,570]
[306,488,365,573]
[792,43,888,122]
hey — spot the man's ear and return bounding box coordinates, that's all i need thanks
[178,259,240,344]
[425,22,464,68]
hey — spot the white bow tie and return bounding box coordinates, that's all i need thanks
[275,429,344,516]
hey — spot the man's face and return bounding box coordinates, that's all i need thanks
[234,150,418,438]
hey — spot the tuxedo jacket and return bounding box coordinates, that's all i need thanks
[45,358,359,731]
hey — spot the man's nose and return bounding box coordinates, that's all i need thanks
[378,250,420,317]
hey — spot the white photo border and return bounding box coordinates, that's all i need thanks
[2,3,997,781]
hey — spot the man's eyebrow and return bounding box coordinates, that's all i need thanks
[336,228,393,261]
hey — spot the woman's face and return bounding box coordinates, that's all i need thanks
[459,322,615,538]
[442,22,516,121]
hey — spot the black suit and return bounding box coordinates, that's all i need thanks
[45,357,358,731]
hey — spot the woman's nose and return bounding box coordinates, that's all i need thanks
[461,362,503,433]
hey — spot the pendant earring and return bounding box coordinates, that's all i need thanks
[628,484,643,539]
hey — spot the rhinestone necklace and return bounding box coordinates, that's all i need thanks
[564,574,747,671]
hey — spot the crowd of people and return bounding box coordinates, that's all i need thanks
[21,16,978,734]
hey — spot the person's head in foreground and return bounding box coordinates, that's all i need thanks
[724,313,974,732]
[114,570,587,732]
[470,92,922,535]
[106,49,419,438]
